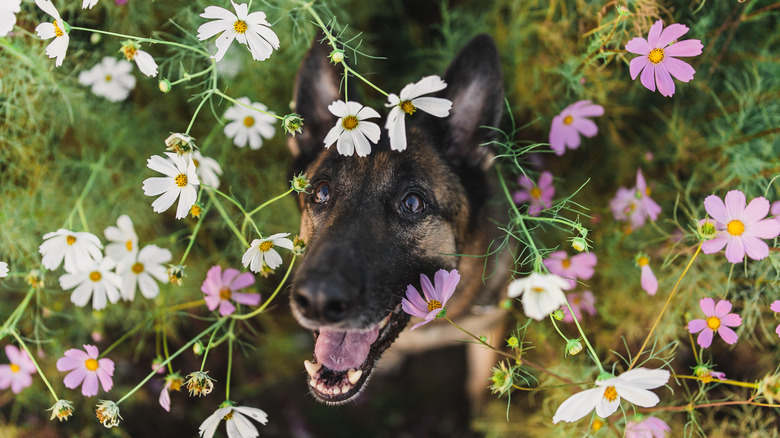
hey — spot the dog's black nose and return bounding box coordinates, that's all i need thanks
[293,283,351,323]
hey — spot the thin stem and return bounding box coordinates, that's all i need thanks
[169,66,214,86]
[496,165,543,270]
[247,188,294,216]
[9,330,59,402]
[68,26,210,56]
[185,91,214,135]
[1,288,37,341]
[100,318,150,358]
[213,90,283,120]
[232,257,296,320]
[200,318,224,372]
[179,199,211,265]
[562,300,604,373]
[672,374,759,389]
[208,190,249,247]
[549,315,570,341]
[628,244,702,370]
[64,149,112,229]
[225,320,236,401]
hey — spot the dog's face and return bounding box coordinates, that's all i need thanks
[287,34,503,404]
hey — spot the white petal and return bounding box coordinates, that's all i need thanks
[552,387,601,423]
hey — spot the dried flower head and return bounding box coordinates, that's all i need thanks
[164,133,195,155]
[758,373,780,405]
[292,235,307,256]
[282,113,304,136]
[291,173,310,193]
[47,399,74,422]
[489,361,514,396]
[185,371,215,397]
[95,400,121,428]
[26,270,45,288]
[167,265,186,286]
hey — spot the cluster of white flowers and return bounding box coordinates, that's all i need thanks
[39,216,172,310]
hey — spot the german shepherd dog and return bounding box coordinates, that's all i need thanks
[288,33,510,407]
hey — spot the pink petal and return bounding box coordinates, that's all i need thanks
[742,197,770,225]
[538,171,554,189]
[656,23,690,48]
[573,118,598,138]
[640,62,656,92]
[513,191,530,203]
[664,39,703,57]
[629,55,650,80]
[63,368,87,390]
[664,57,696,82]
[549,118,566,155]
[717,326,739,345]
[696,328,713,348]
[159,387,171,412]
[647,20,664,48]
[699,297,715,316]
[571,103,604,118]
[701,235,728,254]
[221,267,241,286]
[231,292,261,306]
[741,235,769,261]
[98,358,115,375]
[81,372,99,397]
[687,319,707,334]
[724,238,745,264]
[770,300,780,313]
[57,356,84,372]
[63,348,90,361]
[724,190,746,219]
[654,63,676,97]
[401,297,428,319]
[219,300,236,316]
[230,271,256,290]
[96,368,114,392]
[747,219,780,239]
[720,313,742,327]
[625,37,650,55]
[83,345,99,359]
[704,195,730,223]
[563,124,582,149]
[420,274,436,301]
[775,324,780,339]
[713,299,732,317]
[641,265,658,295]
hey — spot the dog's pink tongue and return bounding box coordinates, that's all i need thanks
[315,327,379,372]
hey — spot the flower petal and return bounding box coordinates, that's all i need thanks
[697,328,713,348]
[664,39,703,57]
[724,190,746,219]
[654,63,676,97]
[688,318,707,334]
[724,238,745,264]
[704,194,730,223]
[713,299,732,317]
[552,387,602,424]
[717,326,739,345]
[647,20,664,47]
[699,297,715,316]
[664,57,696,82]
[656,23,690,48]
[625,37,650,55]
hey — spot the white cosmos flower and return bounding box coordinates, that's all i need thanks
[323,100,381,157]
[196,1,280,62]
[0,0,21,37]
[223,97,276,150]
[507,272,569,321]
[82,0,98,9]
[59,257,122,310]
[120,42,158,77]
[552,368,670,423]
[385,75,452,151]
[78,57,137,102]
[39,229,103,273]
[242,233,294,272]
[103,215,138,266]
[117,244,171,301]
[0,261,8,278]
[35,0,70,67]
[199,405,268,438]
[142,152,200,220]
[191,150,223,189]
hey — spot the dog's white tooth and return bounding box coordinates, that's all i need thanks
[341,384,351,394]
[332,386,341,395]
[347,368,362,385]
[304,360,321,377]
[379,314,390,329]
[316,383,326,393]
[309,377,317,387]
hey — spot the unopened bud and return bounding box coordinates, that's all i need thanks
[566,339,583,356]
[158,79,172,93]
[329,49,345,64]
[571,237,587,252]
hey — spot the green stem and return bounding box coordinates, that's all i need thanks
[225,320,236,401]
[68,26,210,57]
[207,191,249,247]
[200,319,223,372]
[549,314,570,342]
[179,199,212,265]
[64,149,113,229]
[213,90,283,120]
[496,165,543,271]
[232,257,296,320]
[9,330,59,402]
[562,300,604,373]
[1,288,37,341]
[247,188,294,216]
[100,317,151,358]
[169,65,215,87]
[185,91,214,135]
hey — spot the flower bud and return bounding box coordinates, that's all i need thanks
[566,339,583,356]
[282,113,304,136]
[329,49,345,64]
[571,237,587,252]
[164,133,194,155]
[158,79,172,93]
[291,173,310,193]
[167,264,185,286]
[190,203,203,219]
[192,341,204,356]
[292,235,307,256]
[506,336,519,348]
[552,309,565,321]
[48,400,74,422]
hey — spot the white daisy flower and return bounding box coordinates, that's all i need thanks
[323,100,381,157]
[385,75,453,151]
[39,229,103,273]
[242,233,294,271]
[192,150,223,189]
[120,41,158,77]
[199,404,268,438]
[117,244,172,301]
[82,0,98,9]
[223,97,276,150]
[507,272,569,321]
[78,57,137,102]
[103,215,138,266]
[552,368,670,423]
[142,152,200,220]
[59,257,122,310]
[196,1,280,63]
[0,261,8,278]
[0,0,21,38]
[35,0,70,67]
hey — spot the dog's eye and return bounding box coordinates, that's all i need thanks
[401,193,426,215]
[312,181,330,204]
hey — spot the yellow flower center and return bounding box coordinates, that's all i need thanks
[126,240,133,251]
[592,419,604,431]
[223,410,234,421]
[531,286,545,293]
[89,271,102,282]
[10,364,20,373]
[400,100,417,115]
[53,20,64,38]
[706,316,721,330]
[563,115,574,125]
[85,358,99,371]
[66,235,77,245]
[427,299,442,312]
[219,287,232,300]
[530,187,542,199]
[259,241,274,252]
[132,262,144,274]
[175,173,188,187]
[637,256,649,267]
[234,20,248,34]
[193,158,200,168]
[243,116,255,127]
[561,258,571,268]
[646,187,652,196]
[603,386,618,402]
[105,75,113,82]
[727,220,745,236]
[342,115,359,130]
[169,379,182,392]
[121,46,137,61]
[648,48,665,64]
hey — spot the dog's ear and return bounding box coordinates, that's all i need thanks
[288,35,347,173]
[430,34,504,168]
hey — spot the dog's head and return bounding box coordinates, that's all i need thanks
[288,34,503,404]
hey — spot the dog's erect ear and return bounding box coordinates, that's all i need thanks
[288,35,347,173]
[433,34,504,167]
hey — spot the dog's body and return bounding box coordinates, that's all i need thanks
[287,34,511,407]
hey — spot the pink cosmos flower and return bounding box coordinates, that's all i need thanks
[201,265,261,316]
[771,300,780,339]
[401,269,460,330]
[513,171,555,216]
[56,345,114,397]
[158,374,183,412]
[636,253,658,296]
[548,100,604,155]
[625,20,703,97]
[610,169,661,230]
[625,416,671,438]
[770,201,780,226]
[0,345,36,393]
[687,298,742,348]
[560,290,596,323]
[702,190,780,264]
[543,251,597,290]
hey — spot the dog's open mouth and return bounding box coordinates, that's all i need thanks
[304,303,409,404]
